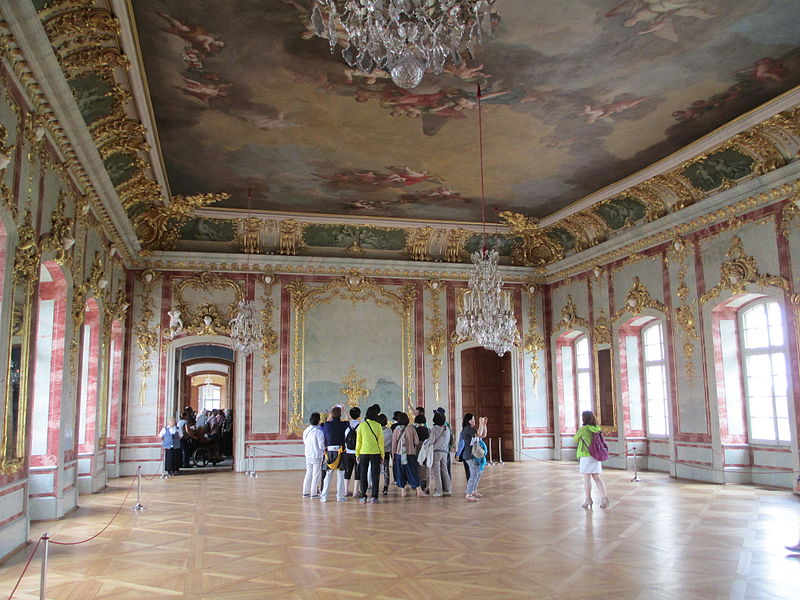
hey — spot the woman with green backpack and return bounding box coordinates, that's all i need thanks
[574,410,609,509]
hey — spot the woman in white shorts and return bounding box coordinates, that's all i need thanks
[573,410,608,509]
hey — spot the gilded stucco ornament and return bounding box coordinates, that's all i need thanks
[134,193,228,251]
[258,273,279,404]
[404,227,433,261]
[444,228,470,263]
[279,219,305,255]
[340,366,370,409]
[0,123,15,173]
[236,217,262,254]
[12,209,41,286]
[523,284,545,386]
[425,279,446,405]
[89,114,149,160]
[499,211,565,266]
[666,236,698,379]
[699,236,789,304]
[558,295,591,331]
[135,269,161,405]
[40,190,74,265]
[779,195,800,237]
[613,277,668,322]
[593,309,612,345]
[170,271,245,337]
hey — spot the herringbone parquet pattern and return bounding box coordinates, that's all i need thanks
[2,463,799,599]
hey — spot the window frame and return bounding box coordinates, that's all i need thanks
[556,329,594,432]
[738,298,791,444]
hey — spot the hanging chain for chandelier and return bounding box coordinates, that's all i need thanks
[310,0,497,89]
[455,84,518,356]
[229,189,263,356]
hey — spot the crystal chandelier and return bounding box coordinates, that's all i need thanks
[310,0,497,89]
[229,299,262,355]
[455,85,518,356]
[229,188,262,356]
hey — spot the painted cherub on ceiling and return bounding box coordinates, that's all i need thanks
[316,167,439,190]
[605,0,719,42]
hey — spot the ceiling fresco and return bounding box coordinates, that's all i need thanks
[130,0,800,224]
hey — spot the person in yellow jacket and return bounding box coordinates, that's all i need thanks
[356,403,384,504]
[573,410,609,509]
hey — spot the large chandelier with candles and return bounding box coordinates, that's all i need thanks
[310,0,497,89]
[456,249,517,355]
[455,85,518,356]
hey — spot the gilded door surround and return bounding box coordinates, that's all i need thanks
[285,271,417,436]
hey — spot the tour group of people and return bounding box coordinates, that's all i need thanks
[159,407,233,474]
[303,405,610,507]
[302,403,489,503]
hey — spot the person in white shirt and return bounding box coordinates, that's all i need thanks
[302,413,325,497]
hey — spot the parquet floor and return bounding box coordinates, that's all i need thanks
[2,462,799,599]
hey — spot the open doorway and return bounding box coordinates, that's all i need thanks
[460,347,515,462]
[175,344,234,471]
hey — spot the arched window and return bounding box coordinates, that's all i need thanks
[740,300,790,443]
[575,336,592,416]
[556,330,593,431]
[619,315,670,437]
[642,322,669,435]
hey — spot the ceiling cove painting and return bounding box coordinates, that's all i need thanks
[132,0,800,223]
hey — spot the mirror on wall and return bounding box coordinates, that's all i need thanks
[594,345,616,432]
[1,210,39,474]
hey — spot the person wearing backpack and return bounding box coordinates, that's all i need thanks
[573,410,609,509]
[342,406,361,497]
[356,404,384,504]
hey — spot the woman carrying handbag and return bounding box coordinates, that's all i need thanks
[458,413,487,502]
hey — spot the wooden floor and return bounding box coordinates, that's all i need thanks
[2,462,799,599]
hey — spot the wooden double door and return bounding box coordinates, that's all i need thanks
[460,347,515,462]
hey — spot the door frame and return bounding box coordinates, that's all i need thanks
[163,335,246,471]
[453,340,522,462]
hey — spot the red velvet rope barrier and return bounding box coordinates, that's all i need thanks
[6,536,42,600]
[48,470,138,546]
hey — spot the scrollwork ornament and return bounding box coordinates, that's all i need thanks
[133,193,228,251]
[613,277,668,322]
[40,190,74,265]
[425,280,446,405]
[500,211,565,267]
[780,196,800,238]
[559,294,590,331]
[699,237,789,304]
[593,309,612,345]
[170,271,244,337]
[673,256,698,379]
[523,286,545,385]
[135,269,161,404]
[12,209,41,286]
[258,275,278,404]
